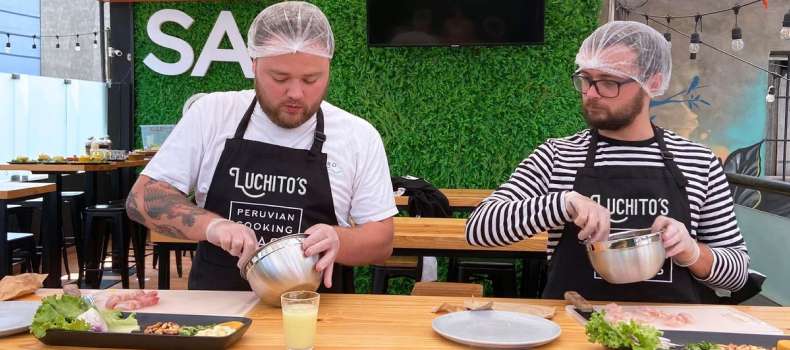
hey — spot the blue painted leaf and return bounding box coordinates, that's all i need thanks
[700,100,710,106]
[723,141,763,177]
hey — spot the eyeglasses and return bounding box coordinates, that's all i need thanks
[571,74,637,98]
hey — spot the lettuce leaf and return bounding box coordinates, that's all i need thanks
[99,310,140,333]
[30,295,92,338]
[585,309,667,350]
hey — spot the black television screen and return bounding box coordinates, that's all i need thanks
[366,0,546,47]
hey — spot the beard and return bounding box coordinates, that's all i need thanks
[254,80,327,129]
[582,92,644,131]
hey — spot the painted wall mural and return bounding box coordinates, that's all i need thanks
[650,76,789,218]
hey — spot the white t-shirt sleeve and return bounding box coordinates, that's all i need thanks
[140,102,206,195]
[349,127,398,224]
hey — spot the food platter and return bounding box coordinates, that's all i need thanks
[38,312,252,350]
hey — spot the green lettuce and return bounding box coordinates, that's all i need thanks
[683,341,719,350]
[585,310,667,350]
[99,310,140,333]
[30,295,92,338]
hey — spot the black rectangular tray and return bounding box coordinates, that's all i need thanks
[574,308,790,348]
[38,312,252,350]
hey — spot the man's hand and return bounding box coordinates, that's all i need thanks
[651,215,699,265]
[564,191,611,242]
[205,219,259,269]
[303,224,341,288]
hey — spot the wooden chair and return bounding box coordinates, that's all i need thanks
[411,281,483,298]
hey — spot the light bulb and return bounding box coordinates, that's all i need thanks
[731,39,744,51]
[689,32,700,54]
[4,43,9,54]
[663,32,671,48]
[93,40,98,49]
[731,26,743,52]
[767,94,776,103]
[784,10,790,40]
[75,42,81,51]
[689,43,699,54]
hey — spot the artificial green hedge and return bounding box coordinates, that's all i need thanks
[134,0,601,294]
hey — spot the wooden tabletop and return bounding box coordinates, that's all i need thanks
[395,189,494,208]
[150,217,547,253]
[0,163,116,172]
[3,292,788,349]
[0,182,56,200]
[392,217,546,252]
[113,159,151,168]
[0,160,150,172]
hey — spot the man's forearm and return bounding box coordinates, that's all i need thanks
[333,218,394,266]
[127,175,220,241]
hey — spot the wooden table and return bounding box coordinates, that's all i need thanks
[3,291,789,349]
[0,160,151,287]
[395,189,494,212]
[0,182,59,286]
[150,217,548,291]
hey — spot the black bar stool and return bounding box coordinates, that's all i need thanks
[455,258,518,298]
[371,256,423,294]
[7,232,38,274]
[82,204,145,289]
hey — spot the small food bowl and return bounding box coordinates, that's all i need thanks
[583,228,665,284]
[240,234,322,307]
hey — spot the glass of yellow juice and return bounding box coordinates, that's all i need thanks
[281,291,319,350]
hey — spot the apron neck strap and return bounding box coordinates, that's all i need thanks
[234,98,327,159]
[233,98,258,139]
[584,129,600,168]
[652,124,689,187]
[308,108,326,160]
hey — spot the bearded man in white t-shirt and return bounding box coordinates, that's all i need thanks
[127,2,397,292]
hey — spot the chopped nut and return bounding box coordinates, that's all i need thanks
[143,322,181,335]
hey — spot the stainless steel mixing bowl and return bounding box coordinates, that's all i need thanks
[241,233,323,307]
[583,228,665,284]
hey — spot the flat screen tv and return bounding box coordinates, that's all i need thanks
[366,0,546,47]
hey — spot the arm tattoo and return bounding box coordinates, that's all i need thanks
[142,180,210,227]
[125,191,146,225]
[155,224,189,240]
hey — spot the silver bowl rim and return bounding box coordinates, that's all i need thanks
[583,228,664,252]
[240,233,309,280]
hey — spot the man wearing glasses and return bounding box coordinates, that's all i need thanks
[465,21,749,303]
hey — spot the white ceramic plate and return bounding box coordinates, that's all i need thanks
[432,310,562,349]
[0,301,41,337]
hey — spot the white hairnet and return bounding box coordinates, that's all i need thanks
[247,2,334,59]
[575,21,672,97]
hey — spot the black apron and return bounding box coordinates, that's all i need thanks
[188,98,344,293]
[542,126,700,303]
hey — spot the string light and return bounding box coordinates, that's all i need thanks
[731,6,744,51]
[782,9,790,40]
[664,16,672,47]
[689,15,701,60]
[766,86,776,103]
[2,30,101,52]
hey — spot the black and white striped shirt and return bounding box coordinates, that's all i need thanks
[465,129,750,292]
